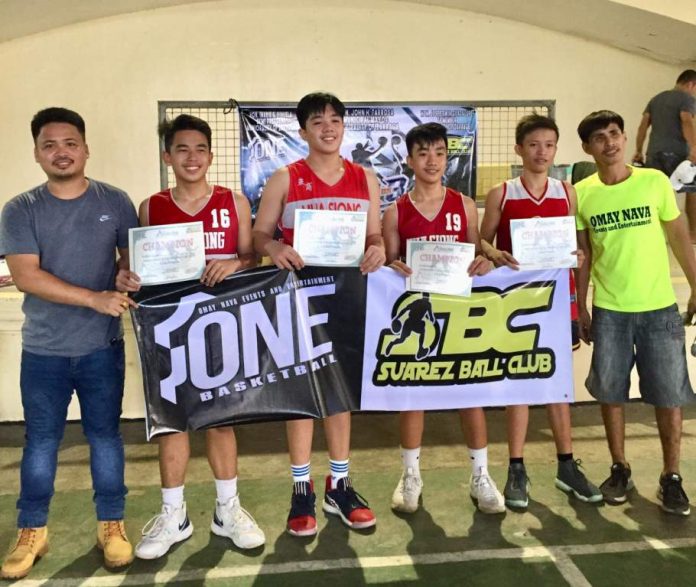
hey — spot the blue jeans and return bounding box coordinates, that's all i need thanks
[17,340,127,527]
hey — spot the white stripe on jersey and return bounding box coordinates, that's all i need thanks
[206,253,238,260]
[502,177,568,208]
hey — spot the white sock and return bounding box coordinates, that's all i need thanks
[162,485,184,509]
[469,447,488,475]
[401,446,421,475]
[215,477,238,503]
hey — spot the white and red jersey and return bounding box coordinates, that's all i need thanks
[396,188,470,257]
[496,176,577,319]
[147,185,239,259]
[280,159,370,246]
[496,176,570,253]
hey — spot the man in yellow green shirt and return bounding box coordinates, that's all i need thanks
[576,110,696,516]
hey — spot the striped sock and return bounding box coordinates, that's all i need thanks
[329,458,349,489]
[291,462,311,483]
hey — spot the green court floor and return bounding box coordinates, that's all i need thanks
[1,403,695,586]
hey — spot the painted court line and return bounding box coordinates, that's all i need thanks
[14,537,696,587]
[548,551,592,587]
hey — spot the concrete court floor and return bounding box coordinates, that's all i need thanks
[0,403,695,586]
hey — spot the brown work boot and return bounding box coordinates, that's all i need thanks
[1,527,49,579]
[96,520,134,569]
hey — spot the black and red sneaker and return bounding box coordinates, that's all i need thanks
[322,476,376,529]
[287,481,317,536]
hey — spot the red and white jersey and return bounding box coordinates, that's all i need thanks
[147,185,239,260]
[496,176,577,319]
[396,188,470,257]
[280,159,370,246]
[496,176,570,253]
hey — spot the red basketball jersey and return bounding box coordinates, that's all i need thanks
[396,188,470,257]
[496,176,577,319]
[280,159,370,246]
[147,185,239,259]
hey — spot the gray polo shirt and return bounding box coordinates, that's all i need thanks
[645,89,696,157]
[0,179,138,356]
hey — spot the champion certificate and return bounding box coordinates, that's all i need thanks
[129,222,206,285]
[406,240,475,297]
[293,209,367,267]
[510,216,577,270]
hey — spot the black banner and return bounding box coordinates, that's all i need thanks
[131,267,366,439]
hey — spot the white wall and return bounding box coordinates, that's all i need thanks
[0,0,683,205]
[0,0,686,420]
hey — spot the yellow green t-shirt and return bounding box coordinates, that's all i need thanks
[575,166,679,312]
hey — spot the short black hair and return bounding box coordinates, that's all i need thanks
[577,110,624,143]
[515,114,559,145]
[31,107,86,142]
[406,123,448,156]
[158,114,212,153]
[296,92,346,129]
[677,70,696,85]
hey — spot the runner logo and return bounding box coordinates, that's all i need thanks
[384,292,441,361]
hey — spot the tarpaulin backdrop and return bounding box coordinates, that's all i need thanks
[238,104,477,213]
[131,267,571,439]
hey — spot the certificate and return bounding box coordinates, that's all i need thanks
[0,257,12,288]
[293,209,367,267]
[406,240,475,297]
[510,216,577,270]
[129,222,206,285]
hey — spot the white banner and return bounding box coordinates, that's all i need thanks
[361,267,573,410]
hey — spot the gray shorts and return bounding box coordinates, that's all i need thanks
[646,151,682,178]
[586,304,695,407]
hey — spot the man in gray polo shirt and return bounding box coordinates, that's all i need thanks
[634,70,696,239]
[0,107,138,579]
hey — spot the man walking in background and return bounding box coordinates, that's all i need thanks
[633,70,696,239]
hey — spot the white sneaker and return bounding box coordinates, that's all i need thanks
[135,502,193,560]
[211,495,265,549]
[391,467,423,513]
[470,470,505,514]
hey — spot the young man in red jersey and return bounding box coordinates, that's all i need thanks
[479,114,602,509]
[253,92,385,536]
[116,114,264,557]
[382,122,502,515]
